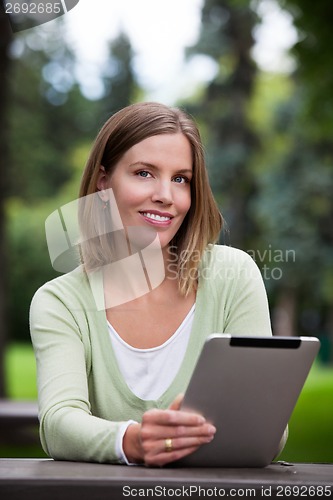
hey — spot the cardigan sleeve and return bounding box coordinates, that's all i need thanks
[29,282,126,464]
[219,248,273,337]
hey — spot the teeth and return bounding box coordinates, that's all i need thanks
[143,212,171,222]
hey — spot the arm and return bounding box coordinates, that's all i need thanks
[30,283,126,463]
[222,250,273,336]
[30,283,216,466]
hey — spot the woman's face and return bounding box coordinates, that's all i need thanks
[98,133,193,252]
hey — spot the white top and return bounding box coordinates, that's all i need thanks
[107,304,195,400]
[108,304,195,464]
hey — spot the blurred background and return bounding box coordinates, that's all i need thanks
[0,0,332,462]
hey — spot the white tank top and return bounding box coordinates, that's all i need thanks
[107,304,195,400]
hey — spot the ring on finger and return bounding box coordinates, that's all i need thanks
[165,438,173,453]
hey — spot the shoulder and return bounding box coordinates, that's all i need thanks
[201,244,256,272]
[34,265,88,293]
[207,244,249,260]
[198,244,263,290]
[30,266,92,309]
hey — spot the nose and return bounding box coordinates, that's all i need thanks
[151,180,173,205]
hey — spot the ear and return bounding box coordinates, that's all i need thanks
[96,165,109,192]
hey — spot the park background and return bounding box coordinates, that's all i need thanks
[0,0,332,461]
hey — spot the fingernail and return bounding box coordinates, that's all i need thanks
[208,425,216,434]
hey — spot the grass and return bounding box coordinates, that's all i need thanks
[2,343,333,462]
[5,342,38,399]
[1,343,47,457]
[278,363,333,463]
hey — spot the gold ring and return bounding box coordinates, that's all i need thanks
[165,438,173,453]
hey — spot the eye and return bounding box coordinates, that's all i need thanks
[137,170,152,178]
[173,175,189,184]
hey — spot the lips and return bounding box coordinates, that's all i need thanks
[139,211,174,225]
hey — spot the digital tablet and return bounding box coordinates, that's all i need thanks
[179,334,320,467]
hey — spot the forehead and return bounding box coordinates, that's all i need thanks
[121,133,193,166]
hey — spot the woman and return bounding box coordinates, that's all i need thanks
[30,102,274,466]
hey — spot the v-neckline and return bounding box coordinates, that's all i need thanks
[89,268,208,407]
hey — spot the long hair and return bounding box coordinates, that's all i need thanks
[79,102,222,295]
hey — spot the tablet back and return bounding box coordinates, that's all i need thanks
[179,335,320,467]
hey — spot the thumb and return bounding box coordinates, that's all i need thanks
[169,393,184,411]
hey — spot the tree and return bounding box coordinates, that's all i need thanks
[249,0,333,351]
[97,31,141,124]
[185,0,261,250]
[253,82,333,349]
[7,22,99,202]
[277,0,333,135]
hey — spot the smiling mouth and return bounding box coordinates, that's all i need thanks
[140,212,172,222]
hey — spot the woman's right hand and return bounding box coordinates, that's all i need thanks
[123,394,216,466]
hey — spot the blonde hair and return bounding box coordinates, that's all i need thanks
[79,102,222,295]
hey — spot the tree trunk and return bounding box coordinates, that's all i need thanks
[0,5,13,397]
[272,287,297,337]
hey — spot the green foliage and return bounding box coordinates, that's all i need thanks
[6,140,93,343]
[250,75,333,314]
[6,198,59,342]
[7,24,99,201]
[278,0,333,135]
[248,72,294,138]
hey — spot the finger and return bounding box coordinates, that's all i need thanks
[143,422,216,441]
[146,433,214,467]
[145,445,199,467]
[160,433,215,454]
[143,408,206,427]
[149,446,199,467]
[168,393,184,411]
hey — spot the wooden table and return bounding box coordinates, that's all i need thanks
[0,459,332,499]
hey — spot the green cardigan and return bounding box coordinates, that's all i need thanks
[30,244,272,463]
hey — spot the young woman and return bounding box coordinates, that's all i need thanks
[30,102,275,466]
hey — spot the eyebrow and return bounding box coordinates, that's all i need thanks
[129,161,193,175]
